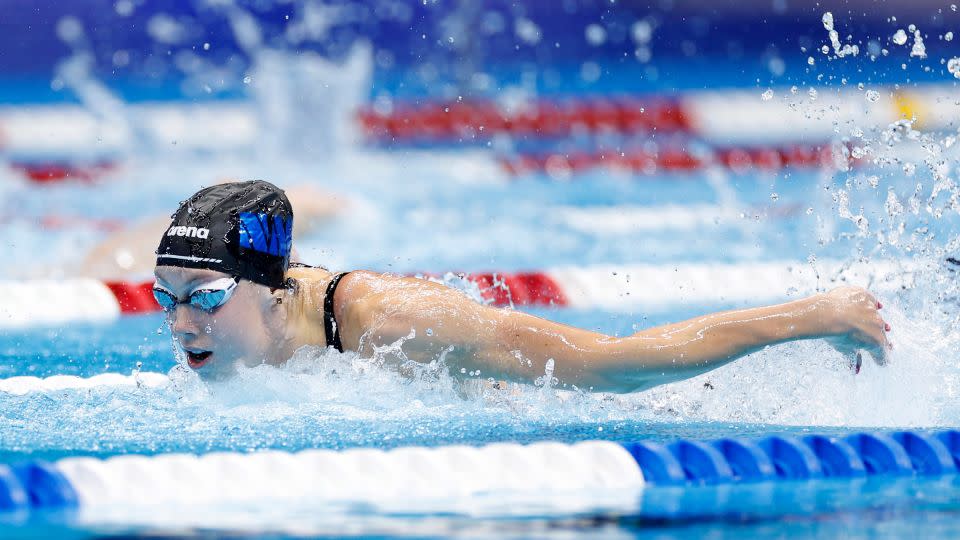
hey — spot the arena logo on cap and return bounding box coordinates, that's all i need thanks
[167,225,210,239]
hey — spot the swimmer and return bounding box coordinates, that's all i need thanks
[153,180,892,392]
[80,182,346,280]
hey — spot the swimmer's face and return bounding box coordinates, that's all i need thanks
[153,266,284,377]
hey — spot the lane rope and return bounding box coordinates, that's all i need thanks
[0,373,169,396]
[1,430,958,513]
[499,142,858,177]
[3,83,957,182]
[0,259,916,328]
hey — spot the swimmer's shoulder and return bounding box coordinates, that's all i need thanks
[286,267,381,305]
[286,264,331,282]
[288,268,440,314]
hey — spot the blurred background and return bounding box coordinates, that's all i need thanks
[1,0,957,278]
[2,0,956,101]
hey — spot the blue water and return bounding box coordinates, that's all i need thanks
[3,1,960,537]
[1,142,958,537]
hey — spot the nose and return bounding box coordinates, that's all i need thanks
[169,305,201,341]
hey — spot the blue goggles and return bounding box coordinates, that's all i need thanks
[152,277,240,313]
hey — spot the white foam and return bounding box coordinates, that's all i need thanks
[624,305,959,427]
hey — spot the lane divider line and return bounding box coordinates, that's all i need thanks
[0,373,170,396]
[0,260,916,328]
[1,430,959,513]
[499,143,859,177]
[4,83,959,182]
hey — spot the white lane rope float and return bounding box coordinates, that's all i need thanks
[3,430,960,518]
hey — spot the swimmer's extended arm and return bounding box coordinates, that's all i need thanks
[338,274,890,394]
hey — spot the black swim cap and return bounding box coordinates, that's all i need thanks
[155,180,294,289]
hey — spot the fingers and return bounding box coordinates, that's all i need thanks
[870,317,892,366]
[868,343,889,366]
[850,311,891,368]
[825,336,863,374]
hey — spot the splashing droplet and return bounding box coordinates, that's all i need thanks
[822,12,834,31]
[948,58,960,79]
[910,30,927,58]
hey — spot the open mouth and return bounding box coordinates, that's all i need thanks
[185,350,213,369]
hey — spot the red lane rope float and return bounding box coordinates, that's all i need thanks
[499,143,855,177]
[358,98,691,142]
[100,271,569,316]
[451,272,568,307]
[5,143,847,185]
[104,282,159,314]
[9,161,117,184]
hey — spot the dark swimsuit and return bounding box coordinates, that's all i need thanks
[323,272,350,352]
[289,263,349,353]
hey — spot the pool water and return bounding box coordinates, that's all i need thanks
[3,2,960,538]
[2,147,959,537]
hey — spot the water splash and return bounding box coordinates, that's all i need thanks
[628,305,959,427]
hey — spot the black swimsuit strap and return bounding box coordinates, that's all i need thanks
[323,272,349,352]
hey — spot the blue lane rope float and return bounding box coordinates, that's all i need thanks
[1,430,960,512]
[711,438,775,481]
[891,431,956,475]
[759,435,823,479]
[843,433,915,475]
[0,464,29,511]
[10,462,78,509]
[802,435,866,477]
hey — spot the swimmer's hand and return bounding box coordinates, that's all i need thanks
[821,286,891,371]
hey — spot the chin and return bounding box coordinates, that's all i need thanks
[240,356,274,368]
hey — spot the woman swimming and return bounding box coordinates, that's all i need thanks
[153,180,892,392]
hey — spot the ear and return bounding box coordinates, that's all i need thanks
[266,287,291,321]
